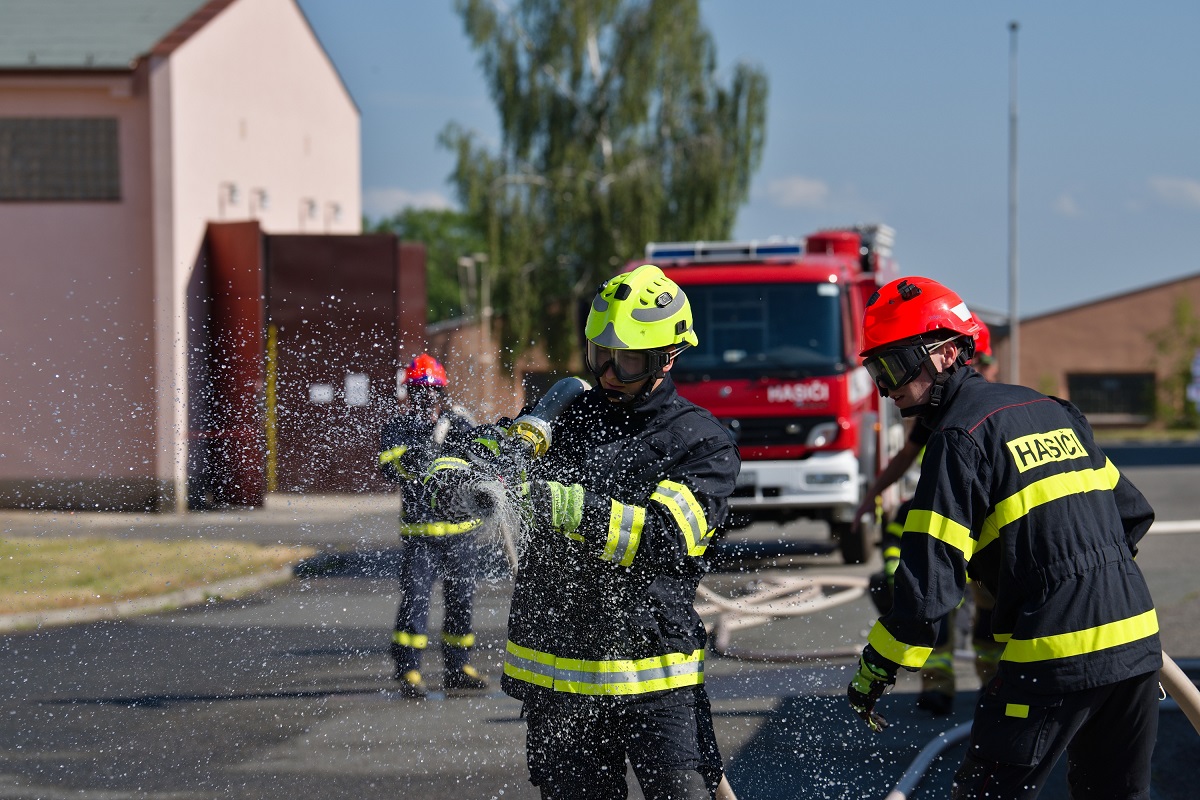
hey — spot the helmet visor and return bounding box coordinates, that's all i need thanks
[586,342,654,383]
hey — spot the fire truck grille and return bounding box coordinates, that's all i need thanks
[719,416,836,448]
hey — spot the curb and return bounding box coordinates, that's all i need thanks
[0,566,297,635]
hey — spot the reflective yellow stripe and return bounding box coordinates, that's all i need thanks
[379,445,408,465]
[1005,703,1029,718]
[392,630,428,649]
[399,519,481,536]
[442,632,475,648]
[503,640,704,696]
[379,445,415,478]
[904,508,975,559]
[980,459,1120,550]
[1000,608,1159,663]
[868,619,933,669]
[429,456,470,473]
[882,546,901,560]
[603,500,644,566]
[650,480,711,556]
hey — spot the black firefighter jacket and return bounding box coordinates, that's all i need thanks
[866,367,1161,695]
[378,408,481,536]
[501,377,740,707]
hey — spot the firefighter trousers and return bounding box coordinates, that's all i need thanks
[392,534,478,674]
[524,689,718,800]
[951,669,1159,800]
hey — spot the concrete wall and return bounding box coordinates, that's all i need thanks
[0,70,162,509]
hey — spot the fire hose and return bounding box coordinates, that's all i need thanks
[881,653,1200,800]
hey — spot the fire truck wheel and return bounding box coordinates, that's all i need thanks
[833,521,871,565]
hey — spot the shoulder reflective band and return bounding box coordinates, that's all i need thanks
[504,640,704,696]
[399,519,481,536]
[604,499,644,566]
[379,445,415,478]
[868,619,933,669]
[650,480,711,556]
[903,508,975,559]
[997,608,1159,663]
[978,459,1121,551]
[392,630,428,649]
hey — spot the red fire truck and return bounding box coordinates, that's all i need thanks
[636,224,903,563]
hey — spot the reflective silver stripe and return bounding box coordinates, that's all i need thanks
[650,480,711,556]
[603,500,644,566]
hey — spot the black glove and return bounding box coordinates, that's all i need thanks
[847,651,896,732]
[379,440,436,481]
[463,419,524,483]
[423,456,493,518]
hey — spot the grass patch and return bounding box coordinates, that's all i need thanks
[0,537,317,614]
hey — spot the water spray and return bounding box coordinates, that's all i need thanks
[470,377,592,573]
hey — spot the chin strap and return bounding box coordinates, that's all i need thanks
[928,369,953,409]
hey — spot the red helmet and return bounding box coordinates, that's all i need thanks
[971,313,994,364]
[859,276,980,356]
[403,353,448,388]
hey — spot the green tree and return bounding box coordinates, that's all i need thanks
[1148,294,1200,429]
[443,0,768,366]
[370,208,488,324]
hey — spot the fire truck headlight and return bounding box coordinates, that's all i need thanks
[806,422,839,448]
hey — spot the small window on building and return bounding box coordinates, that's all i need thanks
[0,117,120,201]
[1066,372,1156,425]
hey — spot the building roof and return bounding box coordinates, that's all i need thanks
[0,0,213,69]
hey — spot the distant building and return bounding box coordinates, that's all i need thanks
[993,273,1200,427]
[1,0,361,510]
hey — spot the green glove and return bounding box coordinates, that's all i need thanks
[524,480,585,538]
[847,652,896,732]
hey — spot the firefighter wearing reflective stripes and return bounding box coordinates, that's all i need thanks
[852,276,1160,800]
[377,354,488,697]
[502,266,740,800]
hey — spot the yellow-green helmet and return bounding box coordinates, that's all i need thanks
[585,264,699,351]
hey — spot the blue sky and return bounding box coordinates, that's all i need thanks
[297,1,1200,319]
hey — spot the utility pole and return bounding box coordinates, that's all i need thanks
[1008,21,1020,384]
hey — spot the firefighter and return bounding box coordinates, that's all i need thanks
[377,353,489,698]
[433,265,740,799]
[861,313,1005,715]
[847,276,1161,799]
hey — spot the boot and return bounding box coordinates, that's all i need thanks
[444,664,489,692]
[395,669,428,699]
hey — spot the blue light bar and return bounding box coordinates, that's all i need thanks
[645,239,804,263]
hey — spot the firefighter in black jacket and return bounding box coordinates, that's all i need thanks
[437,265,740,799]
[377,354,489,698]
[848,276,1161,800]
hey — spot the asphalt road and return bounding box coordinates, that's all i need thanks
[1,459,1198,800]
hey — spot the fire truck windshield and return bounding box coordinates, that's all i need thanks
[673,282,846,380]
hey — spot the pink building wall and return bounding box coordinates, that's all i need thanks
[0,71,160,508]
[0,0,361,509]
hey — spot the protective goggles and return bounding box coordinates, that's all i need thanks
[586,341,662,383]
[862,338,954,392]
